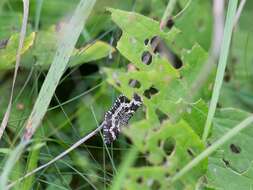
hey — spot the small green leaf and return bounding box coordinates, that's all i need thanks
[0,32,35,70]
[207,108,253,190]
[69,40,115,67]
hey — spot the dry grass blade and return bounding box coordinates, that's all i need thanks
[0,0,30,140]
[23,0,96,141]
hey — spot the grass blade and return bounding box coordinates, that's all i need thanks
[0,141,29,189]
[202,0,238,142]
[23,0,96,141]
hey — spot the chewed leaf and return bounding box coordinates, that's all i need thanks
[0,32,35,70]
[105,8,208,122]
[207,108,253,190]
[123,120,206,189]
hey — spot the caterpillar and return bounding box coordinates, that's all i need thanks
[102,93,142,144]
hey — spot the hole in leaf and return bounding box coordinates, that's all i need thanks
[166,18,174,29]
[162,156,167,165]
[197,19,205,31]
[217,102,222,108]
[137,177,143,183]
[224,67,231,82]
[0,38,8,49]
[112,72,121,87]
[144,38,149,46]
[232,56,238,64]
[165,172,170,178]
[162,138,175,156]
[155,109,169,123]
[141,51,152,65]
[230,144,241,154]
[172,54,183,69]
[128,79,141,88]
[151,180,161,190]
[222,158,230,167]
[187,148,195,157]
[143,86,159,99]
[116,82,121,87]
[149,36,183,69]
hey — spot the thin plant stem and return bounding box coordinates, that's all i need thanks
[202,0,238,142]
[7,125,103,189]
[160,0,177,29]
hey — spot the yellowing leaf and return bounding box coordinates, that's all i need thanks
[0,32,35,70]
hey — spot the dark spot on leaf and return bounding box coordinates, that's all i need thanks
[231,56,238,64]
[162,138,175,156]
[157,139,162,146]
[143,86,158,99]
[129,79,141,88]
[224,67,231,82]
[230,144,241,154]
[116,81,121,87]
[207,141,212,147]
[137,177,143,183]
[162,156,167,165]
[165,172,170,178]
[141,51,152,65]
[197,19,205,31]
[217,102,222,108]
[187,148,195,157]
[151,180,161,190]
[166,18,174,29]
[0,38,8,49]
[144,38,149,46]
[155,109,169,123]
[224,74,231,82]
[222,158,230,167]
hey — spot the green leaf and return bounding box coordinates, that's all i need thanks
[0,32,35,70]
[105,8,208,122]
[182,99,208,137]
[207,108,253,190]
[123,120,206,189]
[69,40,115,67]
[21,26,114,69]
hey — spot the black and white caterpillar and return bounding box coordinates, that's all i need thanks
[102,93,143,144]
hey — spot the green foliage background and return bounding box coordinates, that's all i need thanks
[0,0,253,189]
